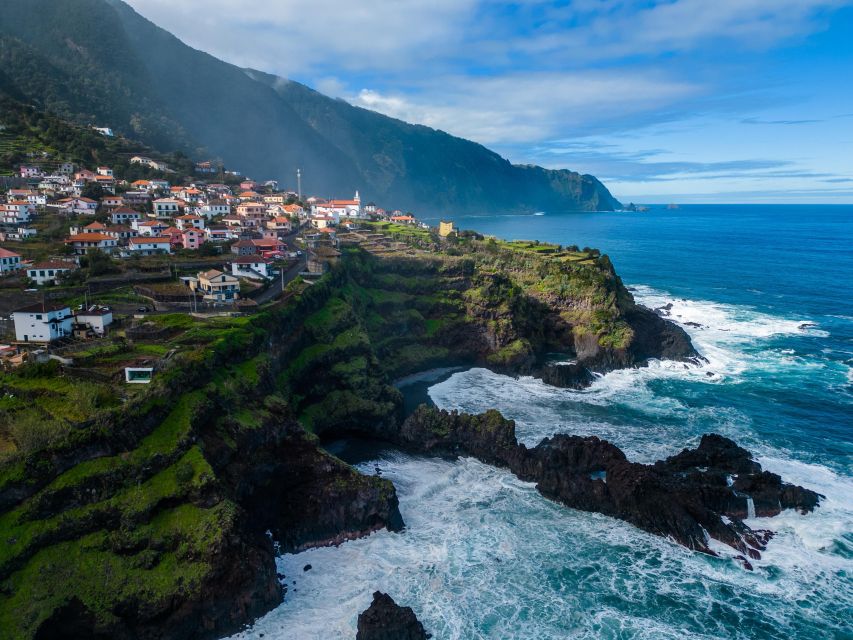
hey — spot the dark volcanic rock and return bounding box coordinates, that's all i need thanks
[399,406,821,562]
[569,306,701,374]
[624,306,700,363]
[356,592,429,640]
[536,362,596,389]
[218,414,404,553]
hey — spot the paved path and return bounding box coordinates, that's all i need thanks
[252,255,306,305]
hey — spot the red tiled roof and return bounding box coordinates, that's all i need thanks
[65,233,114,242]
[30,261,75,270]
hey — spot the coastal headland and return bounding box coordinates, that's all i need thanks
[0,223,819,639]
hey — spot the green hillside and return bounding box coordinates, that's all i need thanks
[0,95,187,178]
[0,0,621,214]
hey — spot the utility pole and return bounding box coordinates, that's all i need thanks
[296,168,302,201]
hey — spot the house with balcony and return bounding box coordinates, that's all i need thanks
[1,201,35,224]
[200,200,230,219]
[110,207,143,225]
[127,236,172,255]
[153,198,181,219]
[189,269,240,303]
[56,197,98,215]
[64,233,118,255]
[175,214,204,230]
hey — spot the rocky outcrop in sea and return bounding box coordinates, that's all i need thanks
[356,592,430,640]
[397,406,821,564]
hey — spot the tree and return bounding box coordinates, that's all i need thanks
[80,182,104,200]
[80,249,119,277]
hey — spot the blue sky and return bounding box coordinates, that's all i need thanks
[126,0,853,203]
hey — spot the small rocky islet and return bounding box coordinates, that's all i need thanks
[0,227,819,638]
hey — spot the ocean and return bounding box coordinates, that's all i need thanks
[230,205,853,639]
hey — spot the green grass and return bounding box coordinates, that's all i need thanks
[0,498,237,640]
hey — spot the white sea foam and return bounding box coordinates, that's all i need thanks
[228,453,852,640]
[631,284,832,377]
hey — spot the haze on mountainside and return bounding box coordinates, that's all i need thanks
[0,0,621,214]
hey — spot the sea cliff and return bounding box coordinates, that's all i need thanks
[0,226,811,639]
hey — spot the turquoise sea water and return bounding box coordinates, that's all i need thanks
[231,205,853,639]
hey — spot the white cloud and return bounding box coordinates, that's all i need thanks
[124,0,478,75]
[350,71,701,144]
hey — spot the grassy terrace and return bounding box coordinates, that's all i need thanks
[355,221,633,349]
[0,298,280,637]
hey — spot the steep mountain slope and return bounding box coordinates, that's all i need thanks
[0,0,621,214]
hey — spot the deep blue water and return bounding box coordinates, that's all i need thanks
[417,204,853,470]
[232,205,853,640]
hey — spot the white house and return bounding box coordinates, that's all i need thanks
[127,236,172,255]
[26,261,76,286]
[200,200,230,219]
[0,248,23,274]
[130,156,168,171]
[1,227,38,242]
[110,207,143,225]
[231,256,272,280]
[204,227,232,242]
[310,214,336,229]
[56,197,98,215]
[75,307,113,336]
[134,220,169,236]
[12,303,73,343]
[64,233,118,255]
[312,192,362,218]
[175,214,204,230]
[153,198,181,219]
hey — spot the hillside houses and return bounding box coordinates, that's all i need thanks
[2,155,432,300]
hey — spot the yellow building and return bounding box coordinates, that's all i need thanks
[439,220,455,237]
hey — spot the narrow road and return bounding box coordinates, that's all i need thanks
[251,254,306,305]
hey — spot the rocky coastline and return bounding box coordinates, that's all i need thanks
[0,234,820,639]
[396,406,821,567]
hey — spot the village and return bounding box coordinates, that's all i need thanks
[0,156,452,380]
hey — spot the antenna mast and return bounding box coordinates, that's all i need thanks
[297,168,302,201]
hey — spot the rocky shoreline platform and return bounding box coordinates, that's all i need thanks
[397,406,821,567]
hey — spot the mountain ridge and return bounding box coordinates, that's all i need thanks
[0,0,621,214]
